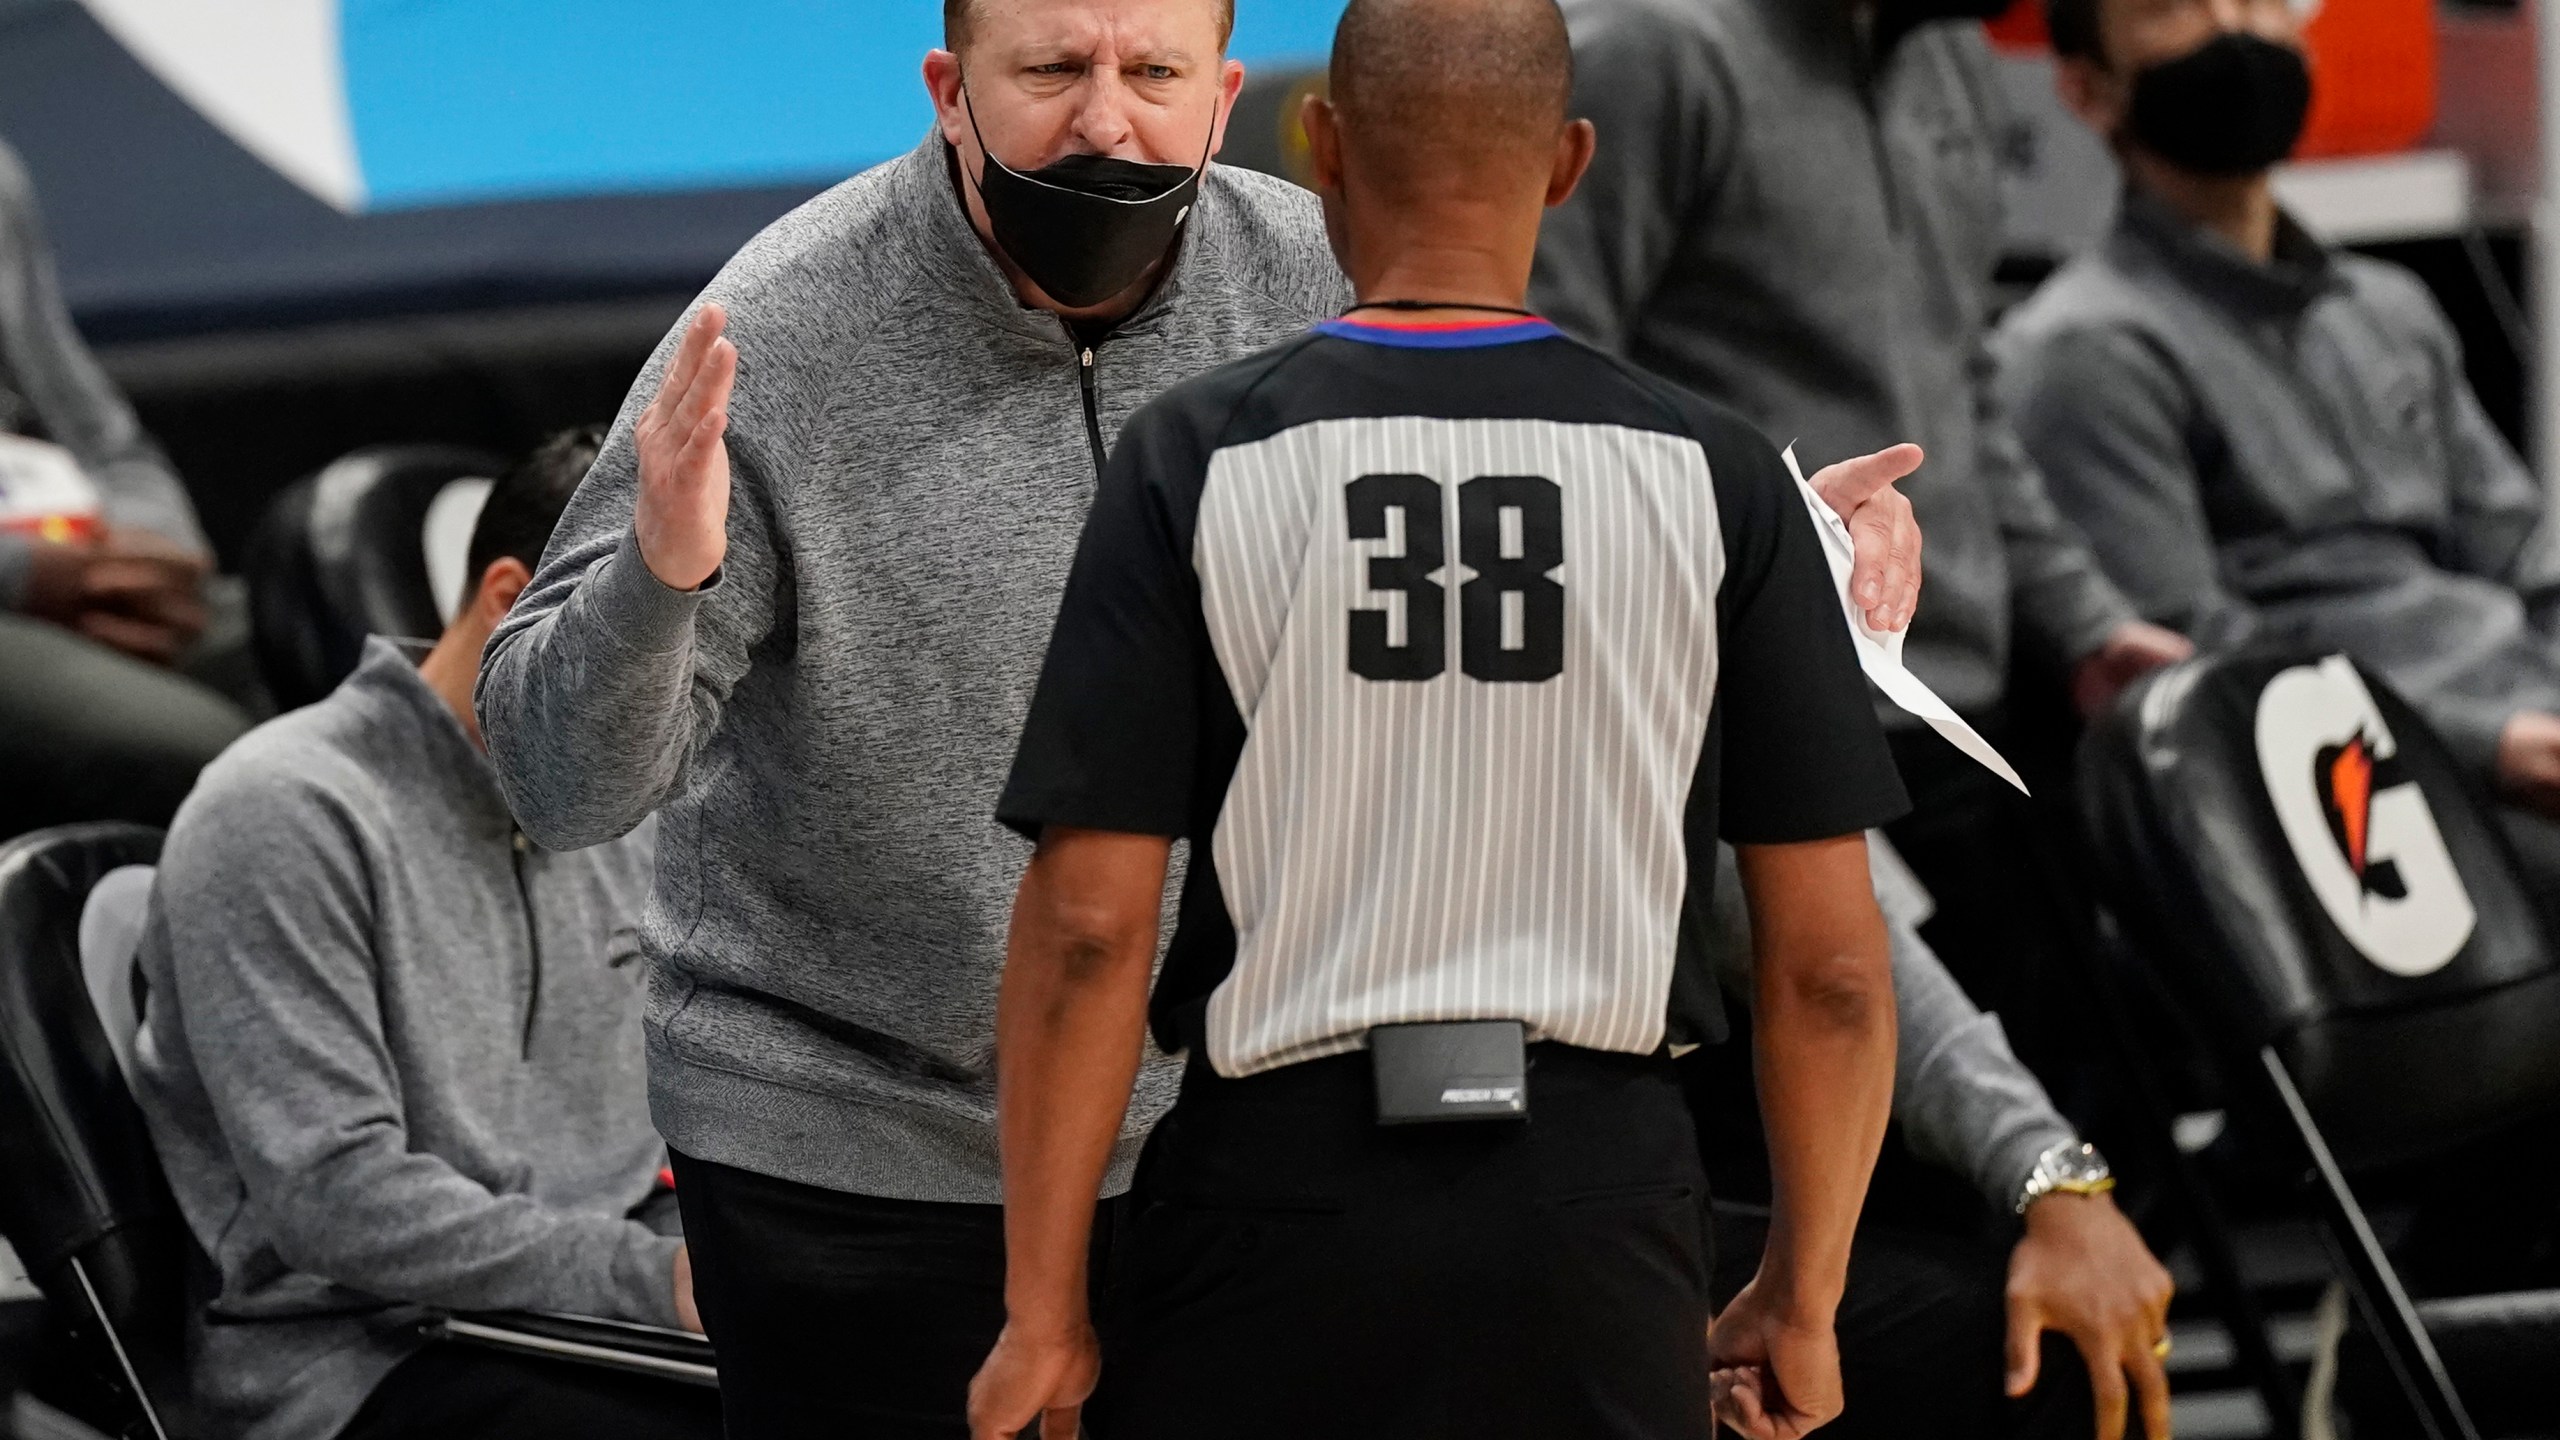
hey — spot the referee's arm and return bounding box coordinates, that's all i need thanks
[973,400,1210,1440]
[971,826,1172,1440]
[1698,420,1910,1439]
[1716,835,1897,1439]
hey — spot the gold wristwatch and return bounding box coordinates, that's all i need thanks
[2014,1140,2114,1215]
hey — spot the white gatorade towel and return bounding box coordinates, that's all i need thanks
[1784,443,2028,796]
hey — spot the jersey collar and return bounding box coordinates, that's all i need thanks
[1313,314,1563,349]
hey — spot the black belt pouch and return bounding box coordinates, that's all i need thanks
[1368,1020,1529,1125]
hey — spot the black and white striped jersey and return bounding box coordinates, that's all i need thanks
[999,315,1907,1078]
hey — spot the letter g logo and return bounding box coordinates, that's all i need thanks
[2255,657,2475,977]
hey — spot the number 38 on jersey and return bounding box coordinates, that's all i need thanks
[1346,472,1564,684]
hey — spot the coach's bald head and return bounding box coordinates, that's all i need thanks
[1302,0,1592,304]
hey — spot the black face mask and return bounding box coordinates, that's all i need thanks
[2125,31,2312,178]
[963,89,1211,309]
[1877,0,2014,23]
[1869,0,2013,64]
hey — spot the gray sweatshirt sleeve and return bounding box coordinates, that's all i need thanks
[0,140,204,554]
[2404,278,2560,622]
[1972,338,2141,667]
[1530,0,1736,353]
[1712,837,2076,1211]
[2444,375,2560,617]
[153,773,681,1324]
[477,300,788,851]
[1999,321,2261,654]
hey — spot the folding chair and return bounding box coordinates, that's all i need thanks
[242,445,506,711]
[2081,651,2560,1440]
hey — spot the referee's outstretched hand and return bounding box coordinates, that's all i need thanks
[634,303,738,593]
[969,1318,1099,1440]
[1707,1276,1845,1439]
[1806,443,1926,635]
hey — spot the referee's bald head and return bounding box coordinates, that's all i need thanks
[1326,0,1575,193]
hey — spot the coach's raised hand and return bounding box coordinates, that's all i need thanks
[634,303,738,592]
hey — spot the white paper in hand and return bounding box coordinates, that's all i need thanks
[1783,443,2028,796]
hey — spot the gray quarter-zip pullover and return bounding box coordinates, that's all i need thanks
[135,638,673,1440]
[1530,0,2137,718]
[477,136,1352,1205]
[1996,191,2560,780]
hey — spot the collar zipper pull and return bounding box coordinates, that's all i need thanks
[1075,346,1107,479]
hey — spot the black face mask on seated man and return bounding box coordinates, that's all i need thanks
[963,88,1213,309]
[2126,30,2312,178]
[1870,0,2013,57]
[1877,0,2015,22]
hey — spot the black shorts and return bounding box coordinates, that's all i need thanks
[1096,1043,1714,1440]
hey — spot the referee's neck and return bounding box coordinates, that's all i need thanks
[1316,125,1593,314]
[1345,235,1534,317]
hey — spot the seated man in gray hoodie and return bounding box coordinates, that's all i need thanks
[134,429,715,1440]
[1997,0,2560,862]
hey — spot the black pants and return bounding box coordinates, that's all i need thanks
[1710,1204,2096,1440]
[0,611,249,840]
[670,1149,1121,1440]
[1100,1045,1714,1440]
[1885,721,2106,1122]
[337,1343,722,1440]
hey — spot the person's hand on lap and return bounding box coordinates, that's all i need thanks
[22,526,211,665]
[634,303,739,593]
[2071,620,2193,720]
[2497,711,2560,819]
[1807,443,1925,634]
[2004,1191,2176,1440]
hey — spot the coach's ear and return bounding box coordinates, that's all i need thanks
[1301,93,1346,198]
[1547,118,1597,208]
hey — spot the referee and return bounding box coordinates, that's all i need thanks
[971,2,1907,1437]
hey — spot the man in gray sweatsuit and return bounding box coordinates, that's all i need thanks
[1529,6,2188,1435]
[476,4,1349,1432]
[1527,0,2193,1215]
[136,431,715,1440]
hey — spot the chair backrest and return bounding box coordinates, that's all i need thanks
[244,445,505,711]
[0,825,188,1437]
[2081,650,2560,1172]
[421,477,495,627]
[77,865,157,1091]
